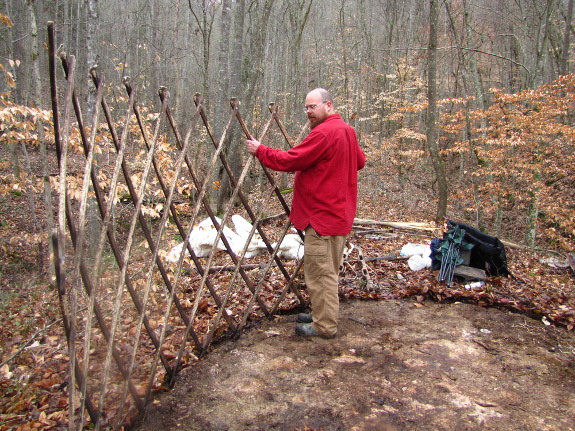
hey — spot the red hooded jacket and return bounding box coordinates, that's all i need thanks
[255,114,366,235]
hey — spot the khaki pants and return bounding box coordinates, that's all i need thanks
[304,226,346,337]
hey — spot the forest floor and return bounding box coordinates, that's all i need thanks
[135,298,575,431]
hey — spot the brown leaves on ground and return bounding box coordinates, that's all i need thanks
[2,228,573,429]
[341,232,575,330]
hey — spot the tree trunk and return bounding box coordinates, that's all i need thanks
[531,0,558,87]
[229,0,244,99]
[286,0,314,114]
[460,0,492,230]
[86,0,99,114]
[85,0,102,259]
[151,0,160,95]
[426,0,448,223]
[186,0,215,106]
[3,0,20,175]
[215,0,245,213]
[243,0,275,110]
[525,172,541,248]
[216,0,231,131]
[338,0,350,106]
[27,0,42,108]
[561,0,574,75]
[25,0,51,272]
[40,119,55,283]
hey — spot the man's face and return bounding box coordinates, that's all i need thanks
[305,92,331,129]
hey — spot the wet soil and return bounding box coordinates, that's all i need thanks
[135,299,575,431]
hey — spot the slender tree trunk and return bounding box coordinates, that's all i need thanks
[216,0,231,131]
[85,0,101,259]
[40,120,55,283]
[62,0,71,53]
[74,0,81,57]
[151,0,160,95]
[338,0,350,106]
[3,0,20,175]
[462,1,485,112]
[460,0,494,230]
[187,0,213,107]
[286,0,314,114]
[525,172,541,248]
[561,0,574,75]
[463,1,504,233]
[229,0,244,99]
[356,0,374,133]
[216,0,245,213]
[5,0,22,103]
[86,0,98,114]
[19,2,41,251]
[26,0,51,271]
[20,141,42,261]
[27,0,42,108]
[426,0,448,222]
[242,0,276,193]
[531,0,558,87]
[243,0,275,108]
[173,0,183,124]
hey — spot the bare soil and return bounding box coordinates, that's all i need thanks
[135,298,575,431]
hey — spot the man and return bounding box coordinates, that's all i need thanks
[246,88,366,338]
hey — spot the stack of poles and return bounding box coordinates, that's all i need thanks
[438,228,462,287]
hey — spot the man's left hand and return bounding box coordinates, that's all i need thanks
[246,137,260,155]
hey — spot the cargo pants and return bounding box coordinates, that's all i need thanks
[304,226,347,337]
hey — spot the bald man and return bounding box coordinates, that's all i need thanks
[246,88,366,338]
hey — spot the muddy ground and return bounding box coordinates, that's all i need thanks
[135,299,575,431]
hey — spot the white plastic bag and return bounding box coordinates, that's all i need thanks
[400,242,430,257]
[407,254,432,271]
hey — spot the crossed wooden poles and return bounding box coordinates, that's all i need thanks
[48,21,309,430]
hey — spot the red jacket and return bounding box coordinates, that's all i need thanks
[256,114,366,235]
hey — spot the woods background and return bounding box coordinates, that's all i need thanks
[1,1,575,428]
[1,0,574,252]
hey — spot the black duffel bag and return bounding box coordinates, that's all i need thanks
[446,220,509,277]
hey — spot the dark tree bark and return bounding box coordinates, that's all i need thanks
[215,0,231,131]
[26,0,42,107]
[215,0,245,213]
[426,0,448,223]
[561,0,574,75]
[86,0,99,115]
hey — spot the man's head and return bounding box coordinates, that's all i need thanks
[304,88,334,128]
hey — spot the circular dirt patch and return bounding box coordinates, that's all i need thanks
[135,299,575,431]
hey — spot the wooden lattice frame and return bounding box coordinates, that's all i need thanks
[47,23,308,429]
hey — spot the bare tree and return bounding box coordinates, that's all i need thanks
[214,0,245,213]
[26,0,42,107]
[187,0,216,98]
[1,0,20,176]
[426,0,447,222]
[215,0,231,130]
[86,0,99,113]
[561,0,574,75]
[243,0,276,109]
[337,0,350,105]
[531,0,559,87]
[284,0,314,111]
